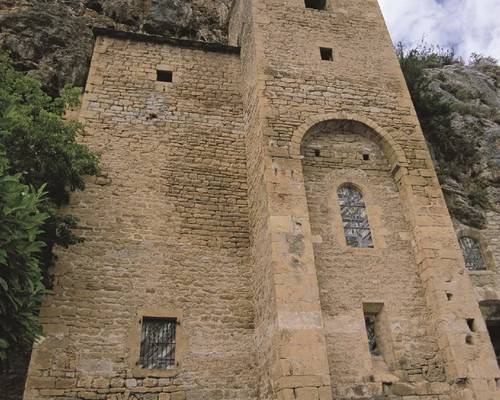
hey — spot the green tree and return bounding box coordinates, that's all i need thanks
[0,51,99,359]
[0,151,48,361]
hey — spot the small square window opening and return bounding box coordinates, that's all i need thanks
[157,70,173,82]
[139,317,177,370]
[305,0,327,10]
[320,47,333,61]
[363,154,370,161]
[314,149,321,157]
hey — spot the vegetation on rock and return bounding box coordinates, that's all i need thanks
[397,43,500,228]
[0,0,232,95]
[0,51,99,361]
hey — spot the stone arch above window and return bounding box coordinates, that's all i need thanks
[459,236,486,271]
[337,185,373,248]
[290,113,409,170]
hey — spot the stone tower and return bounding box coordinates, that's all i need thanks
[23,1,500,399]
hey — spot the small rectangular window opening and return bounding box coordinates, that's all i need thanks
[305,0,326,10]
[320,47,333,61]
[314,149,321,157]
[304,0,326,10]
[157,70,173,82]
[364,314,381,356]
[363,154,370,161]
[139,317,177,370]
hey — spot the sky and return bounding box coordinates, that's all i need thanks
[378,0,500,61]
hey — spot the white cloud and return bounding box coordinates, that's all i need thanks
[378,0,500,61]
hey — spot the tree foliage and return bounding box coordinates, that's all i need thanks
[0,153,48,361]
[0,51,99,360]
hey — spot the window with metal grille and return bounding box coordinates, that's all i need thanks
[139,317,176,370]
[337,185,373,248]
[364,315,380,356]
[459,236,486,271]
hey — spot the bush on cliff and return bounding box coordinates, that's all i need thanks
[395,43,476,174]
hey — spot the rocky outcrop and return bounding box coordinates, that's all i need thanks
[0,0,232,95]
[422,59,500,228]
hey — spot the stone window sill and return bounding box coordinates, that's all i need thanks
[131,366,180,378]
[467,270,496,276]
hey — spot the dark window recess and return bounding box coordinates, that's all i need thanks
[338,185,373,248]
[139,317,176,369]
[487,321,500,367]
[320,47,333,61]
[305,0,326,10]
[363,154,370,161]
[156,70,173,82]
[466,318,475,332]
[459,236,486,271]
[314,149,321,157]
[365,315,380,356]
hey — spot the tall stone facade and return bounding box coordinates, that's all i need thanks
[23,1,500,399]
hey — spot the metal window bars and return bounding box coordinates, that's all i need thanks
[139,317,177,370]
[364,315,380,356]
[337,186,373,248]
[459,236,486,271]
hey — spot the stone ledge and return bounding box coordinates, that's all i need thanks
[92,28,241,55]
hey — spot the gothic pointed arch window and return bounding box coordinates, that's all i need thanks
[459,236,486,271]
[337,185,373,248]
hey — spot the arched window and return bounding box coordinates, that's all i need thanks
[337,185,373,248]
[459,236,486,271]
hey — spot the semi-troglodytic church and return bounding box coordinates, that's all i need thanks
[23,0,500,399]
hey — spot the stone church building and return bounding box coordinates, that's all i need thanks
[23,0,500,399]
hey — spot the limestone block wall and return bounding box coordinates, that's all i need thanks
[301,121,447,398]
[229,0,500,398]
[21,0,500,399]
[24,34,257,400]
[230,0,289,397]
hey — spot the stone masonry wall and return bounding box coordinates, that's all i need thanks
[21,1,500,399]
[24,35,257,400]
[302,121,448,399]
[231,0,500,398]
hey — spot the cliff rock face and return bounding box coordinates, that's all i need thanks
[0,0,231,95]
[1,2,498,227]
[423,60,500,228]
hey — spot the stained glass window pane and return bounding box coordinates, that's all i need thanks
[337,186,373,248]
[139,317,176,370]
[459,236,486,271]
